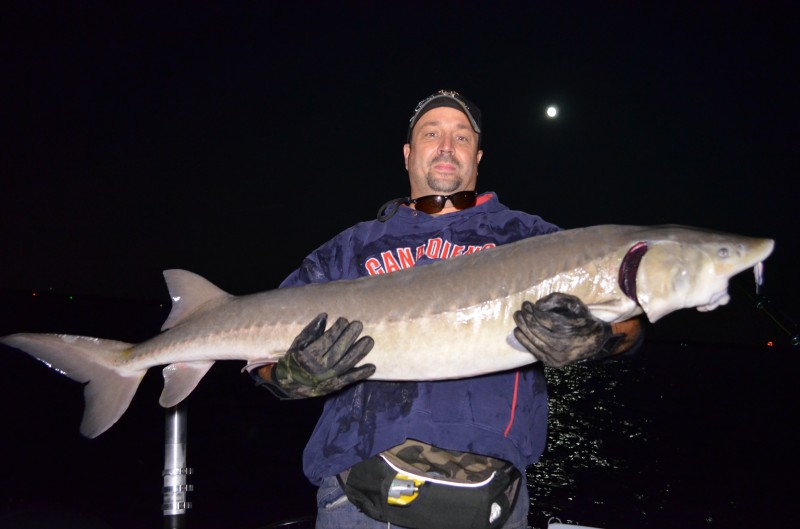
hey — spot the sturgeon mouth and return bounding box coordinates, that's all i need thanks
[695,261,765,312]
[697,289,731,312]
[619,242,648,303]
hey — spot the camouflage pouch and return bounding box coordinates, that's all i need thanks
[341,439,522,529]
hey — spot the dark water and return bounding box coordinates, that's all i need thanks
[530,345,798,528]
[0,291,797,528]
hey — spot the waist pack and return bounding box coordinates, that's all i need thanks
[340,439,522,529]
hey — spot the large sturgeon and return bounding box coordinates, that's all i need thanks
[1,225,773,437]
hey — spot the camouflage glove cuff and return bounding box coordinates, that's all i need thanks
[513,293,624,368]
[257,313,376,399]
[251,364,292,399]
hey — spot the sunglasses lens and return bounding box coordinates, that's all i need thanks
[451,192,477,209]
[411,192,477,213]
[414,195,447,214]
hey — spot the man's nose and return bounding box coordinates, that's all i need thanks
[438,135,454,153]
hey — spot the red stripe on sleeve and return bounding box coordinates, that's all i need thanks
[504,371,521,437]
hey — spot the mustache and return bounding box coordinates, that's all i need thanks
[431,154,460,166]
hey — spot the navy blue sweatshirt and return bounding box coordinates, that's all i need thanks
[279,192,560,485]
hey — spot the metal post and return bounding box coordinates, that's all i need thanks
[163,403,193,529]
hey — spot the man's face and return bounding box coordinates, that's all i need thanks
[403,106,483,199]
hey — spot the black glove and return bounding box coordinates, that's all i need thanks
[257,313,376,399]
[513,293,624,368]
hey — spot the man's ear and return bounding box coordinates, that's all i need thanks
[403,143,410,170]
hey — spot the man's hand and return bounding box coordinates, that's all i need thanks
[513,293,640,368]
[255,313,376,398]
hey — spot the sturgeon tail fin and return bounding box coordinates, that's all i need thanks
[0,333,142,438]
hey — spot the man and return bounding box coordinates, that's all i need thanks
[254,90,641,529]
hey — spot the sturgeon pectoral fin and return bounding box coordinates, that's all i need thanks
[506,331,529,353]
[160,361,215,408]
[242,359,280,373]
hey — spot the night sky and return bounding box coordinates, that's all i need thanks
[0,2,798,527]
[2,3,797,346]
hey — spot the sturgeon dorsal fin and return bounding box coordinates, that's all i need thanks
[161,269,233,331]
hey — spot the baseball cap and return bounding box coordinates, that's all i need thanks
[407,90,482,145]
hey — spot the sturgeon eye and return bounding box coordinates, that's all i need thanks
[718,247,730,258]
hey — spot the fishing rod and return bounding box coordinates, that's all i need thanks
[732,277,799,347]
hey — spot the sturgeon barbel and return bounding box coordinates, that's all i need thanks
[1,225,774,437]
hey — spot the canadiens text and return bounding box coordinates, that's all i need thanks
[364,237,496,275]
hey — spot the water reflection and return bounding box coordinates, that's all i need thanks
[527,358,647,527]
[524,344,799,529]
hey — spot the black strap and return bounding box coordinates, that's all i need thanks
[377,197,409,222]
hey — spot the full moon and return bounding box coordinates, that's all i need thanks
[546,106,558,118]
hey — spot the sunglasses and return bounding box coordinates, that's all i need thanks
[407,191,478,214]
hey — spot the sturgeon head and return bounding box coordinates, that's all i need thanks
[628,225,775,322]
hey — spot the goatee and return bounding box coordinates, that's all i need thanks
[426,155,462,193]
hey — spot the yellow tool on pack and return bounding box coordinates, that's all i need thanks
[387,473,425,505]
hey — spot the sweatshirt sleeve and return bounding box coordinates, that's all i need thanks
[279,229,358,288]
